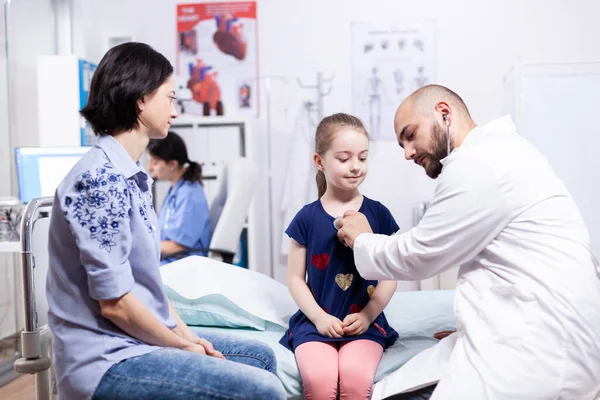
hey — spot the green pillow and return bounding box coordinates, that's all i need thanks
[165,286,267,331]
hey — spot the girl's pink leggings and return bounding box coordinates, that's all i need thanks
[295,340,383,399]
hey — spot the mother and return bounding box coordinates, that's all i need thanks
[46,42,286,400]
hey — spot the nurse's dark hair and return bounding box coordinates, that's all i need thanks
[80,42,173,136]
[314,113,369,198]
[147,131,203,184]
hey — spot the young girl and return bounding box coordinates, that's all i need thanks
[280,113,399,399]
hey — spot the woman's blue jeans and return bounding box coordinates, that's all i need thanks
[91,332,286,400]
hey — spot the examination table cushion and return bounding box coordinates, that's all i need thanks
[161,257,456,398]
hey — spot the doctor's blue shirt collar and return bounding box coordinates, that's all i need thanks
[96,134,153,192]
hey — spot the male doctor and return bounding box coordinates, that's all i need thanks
[337,84,600,399]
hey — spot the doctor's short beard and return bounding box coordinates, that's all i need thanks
[423,122,452,179]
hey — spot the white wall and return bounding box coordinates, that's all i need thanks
[0,0,15,341]
[0,0,58,342]
[508,63,600,255]
[7,0,55,150]
[0,2,12,197]
[60,0,600,287]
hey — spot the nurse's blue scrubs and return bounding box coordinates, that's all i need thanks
[158,179,211,265]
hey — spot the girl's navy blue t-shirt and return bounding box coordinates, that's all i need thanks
[280,196,400,352]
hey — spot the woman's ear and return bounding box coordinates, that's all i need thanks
[137,97,145,112]
[313,153,325,171]
[167,159,178,170]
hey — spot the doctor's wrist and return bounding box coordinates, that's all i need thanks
[352,232,370,250]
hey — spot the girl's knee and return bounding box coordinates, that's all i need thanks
[300,366,338,400]
[295,342,339,399]
[339,367,375,399]
[302,375,338,400]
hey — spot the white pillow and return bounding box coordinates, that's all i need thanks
[160,256,297,330]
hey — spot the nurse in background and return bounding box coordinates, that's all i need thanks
[147,131,211,264]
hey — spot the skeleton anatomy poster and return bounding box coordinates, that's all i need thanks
[351,21,436,141]
[176,2,258,117]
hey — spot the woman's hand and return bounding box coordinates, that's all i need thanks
[314,313,345,338]
[182,342,207,356]
[183,339,225,359]
[196,338,225,359]
[342,312,370,336]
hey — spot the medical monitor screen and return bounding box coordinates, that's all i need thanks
[15,147,92,204]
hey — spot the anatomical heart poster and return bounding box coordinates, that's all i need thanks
[176,2,258,117]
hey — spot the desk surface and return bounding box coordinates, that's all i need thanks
[0,242,20,252]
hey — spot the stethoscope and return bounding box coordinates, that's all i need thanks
[443,114,451,156]
[333,115,452,235]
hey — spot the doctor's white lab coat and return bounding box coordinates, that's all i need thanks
[356,116,600,399]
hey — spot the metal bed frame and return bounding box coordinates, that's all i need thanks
[13,196,54,400]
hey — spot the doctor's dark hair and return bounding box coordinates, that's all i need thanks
[315,113,369,198]
[80,42,173,136]
[147,131,203,184]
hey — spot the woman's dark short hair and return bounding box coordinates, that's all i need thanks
[80,42,173,136]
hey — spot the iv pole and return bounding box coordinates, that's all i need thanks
[297,71,335,122]
[254,72,334,278]
[256,76,288,278]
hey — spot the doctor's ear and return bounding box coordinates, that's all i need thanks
[313,153,325,171]
[434,101,451,124]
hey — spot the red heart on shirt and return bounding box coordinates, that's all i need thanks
[374,323,387,336]
[311,253,330,271]
[349,304,362,314]
[322,307,329,314]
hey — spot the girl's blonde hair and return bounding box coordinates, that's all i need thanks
[314,113,369,198]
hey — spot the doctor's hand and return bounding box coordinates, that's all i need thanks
[314,313,345,338]
[342,312,370,336]
[337,211,373,249]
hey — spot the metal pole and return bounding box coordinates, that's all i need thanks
[317,72,323,121]
[20,198,53,335]
[3,0,14,195]
[265,77,275,278]
[14,197,53,400]
[35,333,51,400]
[53,0,73,56]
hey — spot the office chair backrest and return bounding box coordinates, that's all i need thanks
[208,158,258,256]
